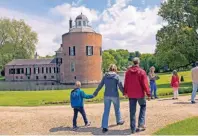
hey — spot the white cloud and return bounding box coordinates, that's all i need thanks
[0,4,99,56]
[98,1,162,53]
[50,3,99,26]
[0,0,163,56]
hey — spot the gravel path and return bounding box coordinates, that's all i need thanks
[0,96,197,135]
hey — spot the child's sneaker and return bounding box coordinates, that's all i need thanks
[72,126,79,131]
[117,121,125,125]
[85,122,91,127]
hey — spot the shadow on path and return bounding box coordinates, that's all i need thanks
[49,126,131,135]
[173,102,195,105]
[158,98,173,101]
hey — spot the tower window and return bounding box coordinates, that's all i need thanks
[78,21,81,26]
[86,46,93,56]
[70,62,75,72]
[83,21,86,26]
[69,46,75,56]
[44,75,47,80]
[100,47,102,56]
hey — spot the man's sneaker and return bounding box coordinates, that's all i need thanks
[72,126,79,131]
[131,130,136,134]
[191,101,196,104]
[136,125,146,132]
[155,97,159,99]
[151,97,154,99]
[102,128,108,133]
[117,121,125,125]
[85,122,91,127]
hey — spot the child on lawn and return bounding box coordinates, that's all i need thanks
[171,70,180,99]
[70,81,94,131]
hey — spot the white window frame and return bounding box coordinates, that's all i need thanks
[70,62,75,72]
[87,46,93,56]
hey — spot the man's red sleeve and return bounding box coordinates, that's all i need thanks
[142,72,150,97]
[124,71,128,95]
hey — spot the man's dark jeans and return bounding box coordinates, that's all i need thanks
[129,98,146,131]
[73,107,88,127]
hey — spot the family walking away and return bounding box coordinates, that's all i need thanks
[70,81,94,131]
[69,58,198,134]
[93,64,125,133]
[124,57,151,134]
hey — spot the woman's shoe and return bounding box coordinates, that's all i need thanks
[117,121,125,125]
[85,122,91,127]
[102,128,108,133]
[72,126,79,131]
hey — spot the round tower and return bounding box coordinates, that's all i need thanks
[60,13,102,85]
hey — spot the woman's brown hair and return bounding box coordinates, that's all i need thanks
[109,64,117,72]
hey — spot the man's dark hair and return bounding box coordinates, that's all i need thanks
[133,57,140,65]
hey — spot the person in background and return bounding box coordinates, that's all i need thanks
[93,64,124,133]
[70,81,94,131]
[148,66,158,99]
[171,70,180,99]
[124,57,151,134]
[191,61,198,104]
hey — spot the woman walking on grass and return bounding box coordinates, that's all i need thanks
[148,66,158,99]
[93,64,125,133]
[171,70,180,99]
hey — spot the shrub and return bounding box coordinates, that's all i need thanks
[180,76,184,82]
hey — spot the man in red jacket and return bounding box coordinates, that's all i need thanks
[124,57,151,134]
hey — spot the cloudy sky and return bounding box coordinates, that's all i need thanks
[0,0,164,56]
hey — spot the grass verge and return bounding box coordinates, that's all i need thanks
[154,117,198,135]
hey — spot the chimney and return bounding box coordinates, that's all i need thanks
[34,52,38,59]
[69,18,72,29]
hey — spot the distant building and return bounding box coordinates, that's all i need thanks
[5,13,102,85]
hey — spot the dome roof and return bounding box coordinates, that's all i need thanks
[75,13,88,21]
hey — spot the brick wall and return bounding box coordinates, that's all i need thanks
[61,32,102,84]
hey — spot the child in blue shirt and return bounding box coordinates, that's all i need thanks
[70,81,94,130]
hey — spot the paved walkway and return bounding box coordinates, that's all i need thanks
[0,96,197,135]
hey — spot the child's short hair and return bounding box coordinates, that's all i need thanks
[75,81,81,88]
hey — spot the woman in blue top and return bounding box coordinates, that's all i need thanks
[93,64,124,133]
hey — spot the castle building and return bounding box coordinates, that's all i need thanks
[4,13,103,85]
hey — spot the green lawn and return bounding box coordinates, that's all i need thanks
[0,76,4,81]
[154,117,198,135]
[0,71,193,106]
[156,71,192,95]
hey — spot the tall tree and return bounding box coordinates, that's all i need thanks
[0,18,38,69]
[102,52,116,73]
[156,0,198,70]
